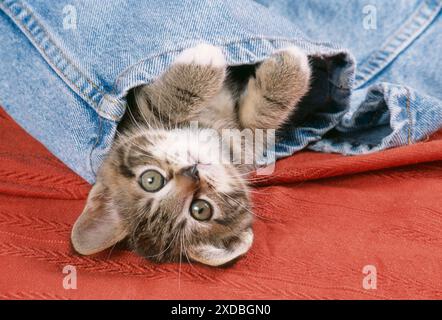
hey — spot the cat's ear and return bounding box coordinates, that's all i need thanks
[71,181,128,255]
[189,229,253,266]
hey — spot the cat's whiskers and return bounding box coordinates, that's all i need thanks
[117,131,183,165]
[143,227,181,259]
[153,89,169,131]
[106,243,118,260]
[130,207,149,240]
[126,99,151,133]
[208,184,276,222]
[202,165,273,184]
[181,231,209,277]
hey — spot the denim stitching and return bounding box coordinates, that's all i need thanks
[0,1,123,121]
[1,0,356,181]
[1,1,116,179]
[112,36,345,89]
[355,1,438,85]
[354,0,442,89]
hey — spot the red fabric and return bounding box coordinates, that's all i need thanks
[0,106,441,300]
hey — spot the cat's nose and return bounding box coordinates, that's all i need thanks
[179,164,199,182]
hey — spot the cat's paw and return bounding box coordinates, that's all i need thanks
[255,46,311,101]
[259,46,311,85]
[274,46,310,76]
[238,46,311,130]
[174,44,225,68]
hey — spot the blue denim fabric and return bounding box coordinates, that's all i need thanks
[0,0,441,183]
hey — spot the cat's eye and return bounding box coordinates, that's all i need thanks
[139,169,165,192]
[190,199,213,221]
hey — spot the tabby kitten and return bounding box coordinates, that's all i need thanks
[71,44,311,266]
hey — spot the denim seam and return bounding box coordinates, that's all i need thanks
[354,0,442,89]
[112,35,342,90]
[0,0,113,179]
[2,0,350,121]
[0,0,123,121]
[1,1,356,180]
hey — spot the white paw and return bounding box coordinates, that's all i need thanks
[277,46,310,73]
[174,44,225,67]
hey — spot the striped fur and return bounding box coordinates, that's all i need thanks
[71,44,311,266]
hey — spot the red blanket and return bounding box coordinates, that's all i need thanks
[1,106,441,299]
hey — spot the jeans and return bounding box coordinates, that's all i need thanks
[0,0,441,183]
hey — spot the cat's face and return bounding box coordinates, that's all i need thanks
[71,128,254,266]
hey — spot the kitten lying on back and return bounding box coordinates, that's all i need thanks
[71,44,311,266]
